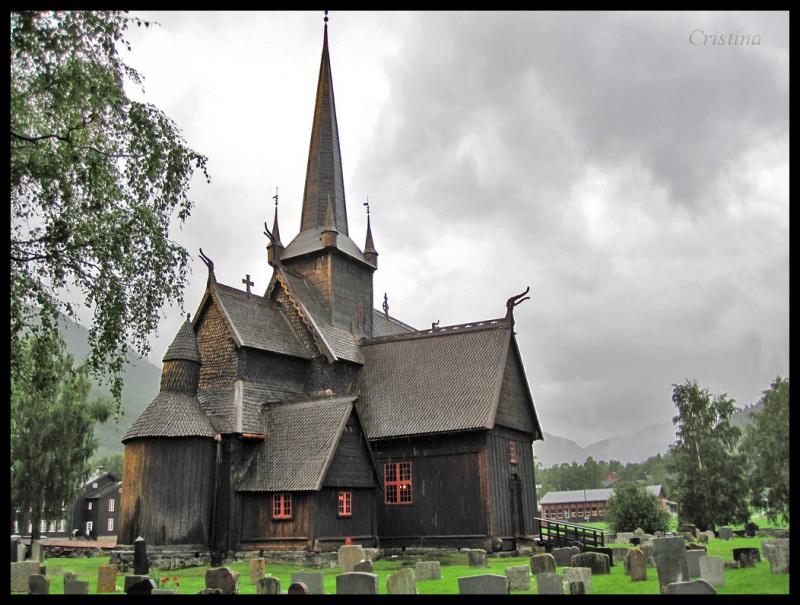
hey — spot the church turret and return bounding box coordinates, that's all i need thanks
[320,192,339,248]
[363,205,378,268]
[266,189,284,266]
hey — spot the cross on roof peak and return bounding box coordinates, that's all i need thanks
[242,274,254,296]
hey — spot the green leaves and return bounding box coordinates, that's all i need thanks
[10,10,210,407]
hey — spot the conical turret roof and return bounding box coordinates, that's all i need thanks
[162,316,201,363]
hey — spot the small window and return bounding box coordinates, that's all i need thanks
[48,520,56,532]
[384,462,413,504]
[88,502,93,510]
[338,492,352,517]
[59,519,67,532]
[86,521,93,534]
[40,520,47,532]
[509,441,517,464]
[108,498,115,512]
[107,518,114,532]
[272,493,292,519]
[92,482,98,488]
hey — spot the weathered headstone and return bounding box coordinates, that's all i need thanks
[703,530,716,542]
[684,549,706,578]
[530,552,557,574]
[653,536,687,593]
[126,577,157,595]
[458,573,509,594]
[628,547,647,582]
[732,547,760,564]
[133,536,149,575]
[97,563,117,593]
[198,588,224,594]
[639,540,656,567]
[249,557,267,583]
[354,559,373,573]
[205,566,240,594]
[468,549,489,568]
[615,532,635,544]
[562,566,592,592]
[535,572,565,594]
[415,560,441,581]
[664,579,717,594]
[256,574,280,595]
[291,571,325,595]
[551,546,579,567]
[30,539,44,562]
[28,574,50,594]
[16,542,27,563]
[717,526,734,541]
[568,580,586,594]
[698,555,725,587]
[287,581,310,595]
[585,546,615,566]
[336,571,379,594]
[338,544,366,573]
[505,564,531,591]
[11,561,41,593]
[386,568,416,594]
[64,575,90,595]
[680,523,697,539]
[697,532,709,544]
[571,551,610,575]
[762,539,790,574]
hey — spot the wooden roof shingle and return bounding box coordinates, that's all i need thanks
[122,392,217,442]
[237,397,355,492]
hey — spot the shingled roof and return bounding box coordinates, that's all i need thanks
[539,485,666,505]
[371,309,416,337]
[162,318,201,363]
[356,319,511,439]
[199,282,311,360]
[197,381,276,435]
[275,268,364,364]
[122,392,217,442]
[237,397,355,492]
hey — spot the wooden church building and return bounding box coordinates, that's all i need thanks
[118,17,543,559]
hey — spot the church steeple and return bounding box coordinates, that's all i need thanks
[300,15,348,236]
[363,201,378,268]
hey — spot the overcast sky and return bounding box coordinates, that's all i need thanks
[115,11,788,447]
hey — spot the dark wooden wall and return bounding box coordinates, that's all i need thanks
[494,344,539,435]
[323,414,378,489]
[238,348,308,396]
[239,491,311,547]
[371,432,491,549]
[118,438,216,546]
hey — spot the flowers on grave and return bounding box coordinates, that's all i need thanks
[160,576,180,590]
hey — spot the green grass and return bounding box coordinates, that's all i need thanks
[18,535,789,595]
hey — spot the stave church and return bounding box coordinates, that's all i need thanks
[118,15,543,560]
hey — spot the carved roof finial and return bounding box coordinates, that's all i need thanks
[383,292,389,319]
[505,286,531,325]
[199,248,216,285]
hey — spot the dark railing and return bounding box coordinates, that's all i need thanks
[534,517,606,549]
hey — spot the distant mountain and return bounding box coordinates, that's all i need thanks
[60,316,161,458]
[534,433,590,468]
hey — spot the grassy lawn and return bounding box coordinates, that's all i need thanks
[19,535,789,595]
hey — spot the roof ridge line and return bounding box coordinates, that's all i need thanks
[361,317,509,345]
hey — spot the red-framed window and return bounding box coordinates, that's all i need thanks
[338,491,352,517]
[384,462,413,504]
[509,441,517,464]
[272,493,292,519]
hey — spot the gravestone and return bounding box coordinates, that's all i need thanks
[639,541,656,567]
[256,574,280,595]
[653,536,687,593]
[697,532,709,545]
[97,563,117,593]
[336,572,379,594]
[629,537,641,546]
[562,566,592,592]
[571,551,610,575]
[535,572,565,594]
[569,580,586,594]
[197,588,224,594]
[338,544,366,573]
[732,547,760,563]
[468,549,489,568]
[287,581,310,595]
[685,549,706,578]
[628,547,647,582]
[552,546,579,567]
[16,542,27,563]
[615,532,635,544]
[530,552,556,574]
[249,557,267,583]
[31,539,44,562]
[205,566,239,594]
[291,571,325,595]
[664,579,717,594]
[738,553,756,568]
[64,575,89,595]
[698,555,725,587]
[761,539,790,574]
[458,573,509,594]
[133,536,149,575]
[416,560,441,581]
[717,526,734,541]
[505,565,531,591]
[354,559,373,573]
[386,568,416,594]
[126,577,157,595]
[680,523,697,539]
[585,546,615,566]
[28,574,50,595]
[703,530,716,542]
[11,561,42,593]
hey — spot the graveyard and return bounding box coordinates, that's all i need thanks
[11,531,789,595]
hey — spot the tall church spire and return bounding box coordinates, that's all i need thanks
[300,14,348,236]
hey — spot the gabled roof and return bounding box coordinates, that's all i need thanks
[197,381,278,435]
[273,268,364,364]
[122,392,217,442]
[237,397,356,492]
[85,480,122,500]
[356,319,512,439]
[371,309,416,337]
[196,282,311,360]
[539,485,666,505]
